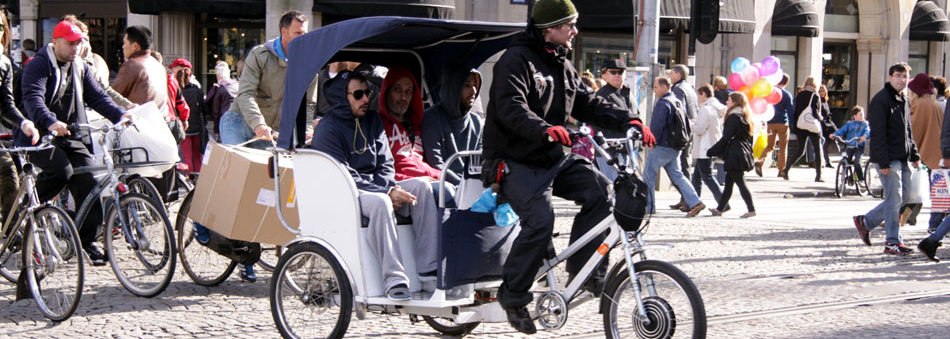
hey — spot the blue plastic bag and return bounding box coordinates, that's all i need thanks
[469,188,519,227]
[471,188,497,213]
[494,203,520,227]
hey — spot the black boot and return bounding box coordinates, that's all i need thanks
[504,305,537,334]
[918,238,942,263]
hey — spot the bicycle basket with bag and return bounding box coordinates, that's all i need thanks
[613,172,649,232]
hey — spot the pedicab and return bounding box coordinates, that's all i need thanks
[269,16,706,338]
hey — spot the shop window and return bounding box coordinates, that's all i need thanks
[824,0,859,33]
[908,40,929,75]
[770,35,798,91]
[577,36,635,78]
[196,15,265,88]
[821,42,856,126]
[657,35,678,70]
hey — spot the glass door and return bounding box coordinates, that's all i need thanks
[821,42,856,127]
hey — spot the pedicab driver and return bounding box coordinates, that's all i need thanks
[482,0,655,334]
[310,71,440,301]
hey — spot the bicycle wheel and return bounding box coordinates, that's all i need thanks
[125,176,165,211]
[176,191,236,286]
[271,242,352,339]
[25,206,84,322]
[258,245,281,272]
[864,161,884,199]
[104,192,177,298]
[855,165,869,196]
[835,161,847,198]
[602,260,706,339]
[422,316,480,336]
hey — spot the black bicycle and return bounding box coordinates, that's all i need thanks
[832,137,869,197]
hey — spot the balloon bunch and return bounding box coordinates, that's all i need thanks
[728,56,785,122]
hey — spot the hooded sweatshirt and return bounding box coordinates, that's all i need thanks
[378,67,441,181]
[422,64,483,185]
[310,70,395,194]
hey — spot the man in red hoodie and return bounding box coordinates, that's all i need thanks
[378,67,441,181]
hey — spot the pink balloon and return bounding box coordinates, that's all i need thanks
[761,56,781,76]
[729,72,744,91]
[750,97,768,115]
[741,67,760,88]
[765,87,782,105]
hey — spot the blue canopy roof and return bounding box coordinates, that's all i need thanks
[277,16,525,148]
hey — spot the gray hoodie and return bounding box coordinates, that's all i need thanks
[421,64,483,185]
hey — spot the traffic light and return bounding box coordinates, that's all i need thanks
[693,0,720,44]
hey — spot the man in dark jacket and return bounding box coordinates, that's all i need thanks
[310,71,440,301]
[20,20,131,265]
[594,59,632,180]
[853,63,919,255]
[422,64,483,187]
[668,64,698,210]
[481,0,654,333]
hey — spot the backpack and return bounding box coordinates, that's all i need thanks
[662,97,690,150]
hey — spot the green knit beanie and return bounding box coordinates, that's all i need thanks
[532,0,578,29]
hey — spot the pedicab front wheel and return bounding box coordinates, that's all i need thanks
[422,316,480,336]
[271,241,352,339]
[601,260,706,339]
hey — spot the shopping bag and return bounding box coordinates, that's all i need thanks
[907,168,930,204]
[931,169,950,213]
[752,131,767,159]
[118,102,180,176]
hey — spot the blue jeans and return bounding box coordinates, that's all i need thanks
[643,146,702,213]
[595,152,628,182]
[928,212,950,242]
[864,160,912,245]
[691,158,723,205]
[219,110,271,150]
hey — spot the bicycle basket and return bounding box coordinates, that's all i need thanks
[613,172,648,232]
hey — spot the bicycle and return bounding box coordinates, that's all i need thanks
[0,135,84,321]
[66,121,177,298]
[865,161,885,199]
[267,125,706,338]
[832,137,869,197]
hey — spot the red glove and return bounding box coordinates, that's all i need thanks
[544,126,572,146]
[628,119,656,148]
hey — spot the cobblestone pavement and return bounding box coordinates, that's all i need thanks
[3,164,950,338]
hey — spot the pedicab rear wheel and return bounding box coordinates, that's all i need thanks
[422,316,480,336]
[271,241,352,339]
[176,191,237,286]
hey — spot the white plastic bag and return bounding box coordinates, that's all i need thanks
[907,167,930,205]
[118,102,179,177]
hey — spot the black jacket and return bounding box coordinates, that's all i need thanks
[868,82,919,167]
[483,32,634,168]
[791,89,821,134]
[708,109,753,171]
[672,79,698,120]
[0,54,26,130]
[595,84,633,138]
[181,83,205,135]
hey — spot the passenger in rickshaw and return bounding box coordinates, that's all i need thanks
[377,67,441,182]
[481,0,655,334]
[310,71,440,301]
[422,64,483,187]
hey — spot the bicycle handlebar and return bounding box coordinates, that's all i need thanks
[0,134,55,153]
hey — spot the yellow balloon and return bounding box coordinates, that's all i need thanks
[752,78,772,98]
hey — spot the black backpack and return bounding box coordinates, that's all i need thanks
[663,97,690,150]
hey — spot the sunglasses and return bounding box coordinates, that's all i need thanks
[348,89,373,100]
[608,70,624,75]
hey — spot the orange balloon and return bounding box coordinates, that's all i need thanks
[740,86,753,98]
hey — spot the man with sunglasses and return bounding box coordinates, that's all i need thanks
[594,59,634,180]
[311,70,441,302]
[481,0,655,334]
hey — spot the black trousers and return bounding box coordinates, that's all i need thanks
[498,157,611,309]
[30,138,102,247]
[718,169,755,212]
[784,131,822,178]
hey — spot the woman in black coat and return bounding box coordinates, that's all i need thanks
[782,76,824,182]
[707,92,755,218]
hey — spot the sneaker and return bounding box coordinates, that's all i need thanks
[740,211,756,218]
[193,223,210,245]
[386,283,410,301]
[852,215,872,246]
[918,238,942,262]
[84,244,107,266]
[239,263,257,283]
[503,305,537,334]
[686,203,705,217]
[883,242,914,255]
[708,208,722,216]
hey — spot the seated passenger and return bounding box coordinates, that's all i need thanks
[310,71,440,301]
[422,64,483,186]
[377,67,441,181]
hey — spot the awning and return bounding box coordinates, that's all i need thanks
[910,0,950,41]
[660,0,755,34]
[313,0,454,19]
[574,1,635,34]
[40,0,128,18]
[128,0,266,18]
[771,0,820,37]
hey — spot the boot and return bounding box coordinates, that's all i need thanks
[669,200,686,210]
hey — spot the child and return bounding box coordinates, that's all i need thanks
[829,106,870,180]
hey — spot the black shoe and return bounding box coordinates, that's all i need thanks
[918,238,942,262]
[503,305,537,334]
[84,245,107,266]
[584,278,605,297]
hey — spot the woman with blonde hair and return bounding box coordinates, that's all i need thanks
[707,92,756,217]
[782,76,824,181]
[712,75,729,104]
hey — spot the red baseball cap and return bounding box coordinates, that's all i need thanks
[52,21,86,41]
[169,58,193,70]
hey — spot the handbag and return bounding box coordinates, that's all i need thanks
[796,94,822,134]
[168,119,186,144]
[931,169,950,213]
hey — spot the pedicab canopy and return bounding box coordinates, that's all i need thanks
[277,16,525,149]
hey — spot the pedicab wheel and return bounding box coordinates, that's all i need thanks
[257,245,282,272]
[834,161,847,198]
[26,206,84,322]
[422,316,480,336]
[271,242,352,339]
[176,191,237,286]
[602,260,705,339]
[104,192,177,298]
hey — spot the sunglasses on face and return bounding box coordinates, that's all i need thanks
[348,89,373,100]
[608,70,624,75]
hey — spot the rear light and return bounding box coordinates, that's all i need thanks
[117,183,127,193]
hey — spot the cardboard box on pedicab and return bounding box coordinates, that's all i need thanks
[188,140,299,246]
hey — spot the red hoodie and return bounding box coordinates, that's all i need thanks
[378,67,441,181]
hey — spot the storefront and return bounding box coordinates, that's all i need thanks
[196,16,265,87]
[38,0,127,74]
[770,0,820,96]
[908,0,950,75]
[822,0,859,126]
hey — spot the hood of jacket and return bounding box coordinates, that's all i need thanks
[436,64,482,120]
[263,37,283,62]
[378,67,424,132]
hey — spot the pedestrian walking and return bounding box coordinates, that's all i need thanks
[204,60,237,139]
[690,84,726,209]
[815,85,836,168]
[755,73,793,177]
[933,76,947,112]
[668,64,699,211]
[713,75,729,105]
[707,92,756,218]
[919,80,950,262]
[174,61,206,174]
[852,63,919,255]
[906,72,944,231]
[781,76,824,182]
